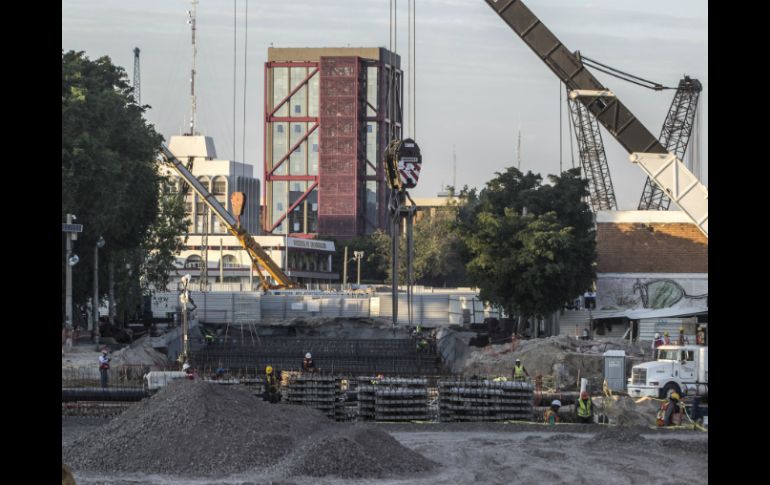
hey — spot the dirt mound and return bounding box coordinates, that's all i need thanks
[287,425,437,479]
[595,396,660,427]
[63,380,435,479]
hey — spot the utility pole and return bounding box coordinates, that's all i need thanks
[93,236,105,344]
[354,251,364,286]
[63,214,78,327]
[342,246,349,290]
[133,47,141,105]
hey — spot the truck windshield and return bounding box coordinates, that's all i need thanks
[658,350,680,361]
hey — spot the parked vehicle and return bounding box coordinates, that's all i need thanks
[627,345,707,399]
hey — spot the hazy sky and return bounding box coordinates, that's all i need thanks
[62,0,707,209]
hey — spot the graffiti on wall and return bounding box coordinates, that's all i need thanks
[597,275,708,310]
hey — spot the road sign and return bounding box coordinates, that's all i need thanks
[62,223,84,233]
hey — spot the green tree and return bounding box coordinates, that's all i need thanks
[62,51,185,325]
[458,167,596,325]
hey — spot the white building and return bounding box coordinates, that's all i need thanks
[162,135,337,290]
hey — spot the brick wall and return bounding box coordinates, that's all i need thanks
[597,222,707,273]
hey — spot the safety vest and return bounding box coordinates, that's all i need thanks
[514,365,525,377]
[265,374,278,392]
[577,398,592,418]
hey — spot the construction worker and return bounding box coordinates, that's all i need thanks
[98,348,111,388]
[182,362,196,380]
[264,365,280,403]
[303,352,316,373]
[544,399,561,425]
[695,325,706,346]
[663,331,671,346]
[652,333,664,349]
[677,327,687,346]
[512,358,529,382]
[657,392,684,427]
[576,391,594,424]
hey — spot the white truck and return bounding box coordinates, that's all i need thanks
[627,345,708,399]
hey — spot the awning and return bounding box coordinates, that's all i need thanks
[592,307,708,321]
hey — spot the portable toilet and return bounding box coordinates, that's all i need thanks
[603,350,626,392]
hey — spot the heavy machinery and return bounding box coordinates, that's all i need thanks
[627,344,708,399]
[638,76,703,210]
[483,0,708,237]
[159,144,296,291]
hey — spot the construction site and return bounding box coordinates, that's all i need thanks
[62,0,708,484]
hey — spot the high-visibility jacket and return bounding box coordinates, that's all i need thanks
[514,365,526,378]
[577,398,592,418]
[656,401,683,427]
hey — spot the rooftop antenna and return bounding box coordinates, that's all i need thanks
[187,0,198,136]
[517,127,522,170]
[452,145,457,190]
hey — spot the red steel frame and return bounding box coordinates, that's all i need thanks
[264,61,320,234]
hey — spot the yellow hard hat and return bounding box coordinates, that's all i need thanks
[670,392,680,401]
[663,331,669,336]
[266,366,273,374]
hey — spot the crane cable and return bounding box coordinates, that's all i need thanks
[580,55,676,91]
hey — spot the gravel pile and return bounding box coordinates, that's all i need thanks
[286,425,437,479]
[588,426,647,445]
[63,380,436,479]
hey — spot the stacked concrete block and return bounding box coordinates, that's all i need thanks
[438,379,534,422]
[286,374,337,418]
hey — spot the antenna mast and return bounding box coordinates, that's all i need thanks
[188,0,198,135]
[132,47,141,105]
[452,146,457,190]
[517,129,522,169]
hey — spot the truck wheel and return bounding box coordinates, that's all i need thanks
[660,382,681,399]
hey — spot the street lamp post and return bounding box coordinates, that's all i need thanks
[93,236,106,344]
[64,214,80,327]
[179,274,192,364]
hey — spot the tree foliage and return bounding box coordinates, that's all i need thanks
[62,51,186,324]
[457,167,596,319]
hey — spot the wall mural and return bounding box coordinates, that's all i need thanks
[597,275,708,310]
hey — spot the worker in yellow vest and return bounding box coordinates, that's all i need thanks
[576,391,594,424]
[512,358,529,382]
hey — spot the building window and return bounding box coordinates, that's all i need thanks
[277,125,284,133]
[221,254,238,268]
[312,143,319,152]
[185,255,202,269]
[367,125,373,133]
[294,105,301,114]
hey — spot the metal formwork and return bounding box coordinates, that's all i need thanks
[192,337,444,376]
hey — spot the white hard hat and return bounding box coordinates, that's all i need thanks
[305,353,312,359]
[182,363,191,370]
[551,400,562,407]
[654,333,660,339]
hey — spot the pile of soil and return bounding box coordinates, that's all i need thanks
[462,335,646,388]
[594,396,661,427]
[63,380,436,479]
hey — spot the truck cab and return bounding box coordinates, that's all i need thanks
[627,345,708,399]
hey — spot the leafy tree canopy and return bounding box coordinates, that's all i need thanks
[457,167,596,318]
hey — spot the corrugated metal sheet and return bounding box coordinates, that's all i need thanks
[639,318,698,343]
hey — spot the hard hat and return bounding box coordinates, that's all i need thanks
[182,363,191,371]
[515,358,521,363]
[654,333,660,339]
[663,331,669,336]
[305,353,312,359]
[266,365,273,374]
[551,400,561,408]
[580,391,589,400]
[679,327,684,331]
[670,392,680,401]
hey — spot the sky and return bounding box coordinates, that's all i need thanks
[62,0,707,210]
